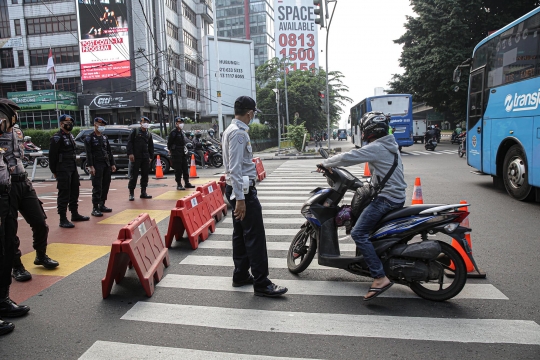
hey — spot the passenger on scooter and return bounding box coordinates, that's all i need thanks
[318,111,407,301]
[424,126,437,143]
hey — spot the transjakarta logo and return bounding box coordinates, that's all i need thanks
[504,89,540,112]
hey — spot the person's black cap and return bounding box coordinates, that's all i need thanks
[234,96,261,113]
[175,117,184,123]
[59,114,74,123]
[94,117,107,125]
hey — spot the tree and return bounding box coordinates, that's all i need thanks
[389,0,540,121]
[256,57,352,134]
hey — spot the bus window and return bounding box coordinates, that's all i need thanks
[370,96,409,115]
[469,71,484,119]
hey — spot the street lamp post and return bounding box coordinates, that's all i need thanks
[325,1,337,150]
[273,82,281,151]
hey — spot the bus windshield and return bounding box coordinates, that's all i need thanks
[370,96,410,116]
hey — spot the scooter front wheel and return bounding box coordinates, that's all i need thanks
[287,225,317,274]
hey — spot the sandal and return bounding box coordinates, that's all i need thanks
[363,282,394,301]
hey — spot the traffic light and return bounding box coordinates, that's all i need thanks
[313,0,325,28]
[318,91,326,112]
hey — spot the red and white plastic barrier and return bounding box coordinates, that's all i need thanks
[196,181,227,222]
[165,191,216,249]
[252,157,266,181]
[101,213,170,298]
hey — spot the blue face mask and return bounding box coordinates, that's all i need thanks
[97,126,106,133]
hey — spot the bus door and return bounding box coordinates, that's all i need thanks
[467,69,485,170]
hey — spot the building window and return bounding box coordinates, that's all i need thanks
[29,46,80,66]
[182,2,196,25]
[185,56,198,75]
[186,85,200,100]
[0,49,15,69]
[183,30,197,49]
[0,0,10,39]
[176,81,182,97]
[167,21,179,41]
[32,77,80,93]
[23,0,59,3]
[0,81,26,98]
[26,14,77,35]
[166,0,178,13]
[14,19,21,35]
[17,50,24,66]
[12,0,18,4]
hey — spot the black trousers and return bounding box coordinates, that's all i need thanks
[225,185,271,289]
[171,153,189,185]
[196,149,205,167]
[128,158,150,190]
[91,162,111,206]
[9,179,49,265]
[56,169,80,215]
[0,193,15,287]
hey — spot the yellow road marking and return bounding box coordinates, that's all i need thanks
[98,209,171,224]
[21,243,110,277]
[154,190,195,200]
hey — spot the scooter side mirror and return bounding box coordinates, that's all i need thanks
[319,148,329,159]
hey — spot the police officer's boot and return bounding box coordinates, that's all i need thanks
[99,202,112,213]
[91,205,103,217]
[71,211,90,222]
[129,189,135,201]
[12,258,32,282]
[34,250,59,269]
[0,317,14,336]
[0,286,30,318]
[59,214,75,228]
[140,188,152,199]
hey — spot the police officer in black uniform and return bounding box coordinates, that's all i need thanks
[49,114,90,228]
[127,116,154,201]
[0,99,58,282]
[0,104,31,336]
[85,117,116,217]
[167,117,195,190]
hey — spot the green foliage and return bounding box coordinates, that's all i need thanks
[286,122,308,151]
[389,0,540,121]
[256,58,352,134]
[183,117,195,124]
[22,127,82,150]
[248,123,270,141]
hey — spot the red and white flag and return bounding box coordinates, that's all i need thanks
[47,47,57,85]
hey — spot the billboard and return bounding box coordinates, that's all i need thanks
[8,91,78,112]
[274,0,319,71]
[207,38,256,115]
[78,92,146,110]
[76,0,131,81]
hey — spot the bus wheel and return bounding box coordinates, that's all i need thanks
[503,145,535,201]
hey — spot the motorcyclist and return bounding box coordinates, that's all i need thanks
[425,125,437,143]
[434,125,441,142]
[318,111,407,301]
[193,130,206,168]
[23,137,39,152]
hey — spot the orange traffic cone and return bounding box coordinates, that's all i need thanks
[447,200,486,279]
[189,154,199,178]
[152,155,167,179]
[363,162,371,177]
[411,177,423,204]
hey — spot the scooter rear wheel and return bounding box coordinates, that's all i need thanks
[287,225,317,274]
[409,241,467,301]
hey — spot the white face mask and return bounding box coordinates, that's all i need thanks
[178,123,184,129]
[141,123,150,129]
[97,126,106,133]
[248,111,254,125]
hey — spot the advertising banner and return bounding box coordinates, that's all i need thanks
[207,38,256,115]
[78,92,146,110]
[274,0,319,71]
[7,91,78,112]
[76,0,131,81]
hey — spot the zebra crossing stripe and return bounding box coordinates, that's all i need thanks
[180,255,328,269]
[261,209,303,215]
[198,240,356,251]
[212,228,300,236]
[222,217,305,225]
[258,196,352,201]
[157,275,508,300]
[259,203,306,207]
[121,303,540,345]
[79,341,315,360]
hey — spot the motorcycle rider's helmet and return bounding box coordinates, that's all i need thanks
[195,130,202,138]
[360,111,389,142]
[24,136,31,142]
[0,98,20,126]
[208,129,215,137]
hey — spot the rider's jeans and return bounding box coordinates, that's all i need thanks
[351,196,405,279]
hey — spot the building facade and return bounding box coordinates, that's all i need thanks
[215,0,274,67]
[0,0,213,130]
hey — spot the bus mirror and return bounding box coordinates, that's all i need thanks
[453,68,461,83]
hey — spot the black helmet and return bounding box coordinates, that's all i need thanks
[361,111,389,142]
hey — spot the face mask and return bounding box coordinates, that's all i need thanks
[248,111,254,125]
[97,126,106,133]
[141,123,150,129]
[178,123,184,129]
[63,123,74,132]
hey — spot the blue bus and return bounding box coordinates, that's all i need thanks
[350,94,414,150]
[454,7,540,201]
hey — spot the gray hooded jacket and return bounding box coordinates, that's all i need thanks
[322,135,407,203]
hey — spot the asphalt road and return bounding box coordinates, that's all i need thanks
[1,138,539,359]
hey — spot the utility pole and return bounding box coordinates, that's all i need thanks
[324,1,336,150]
[273,81,281,151]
